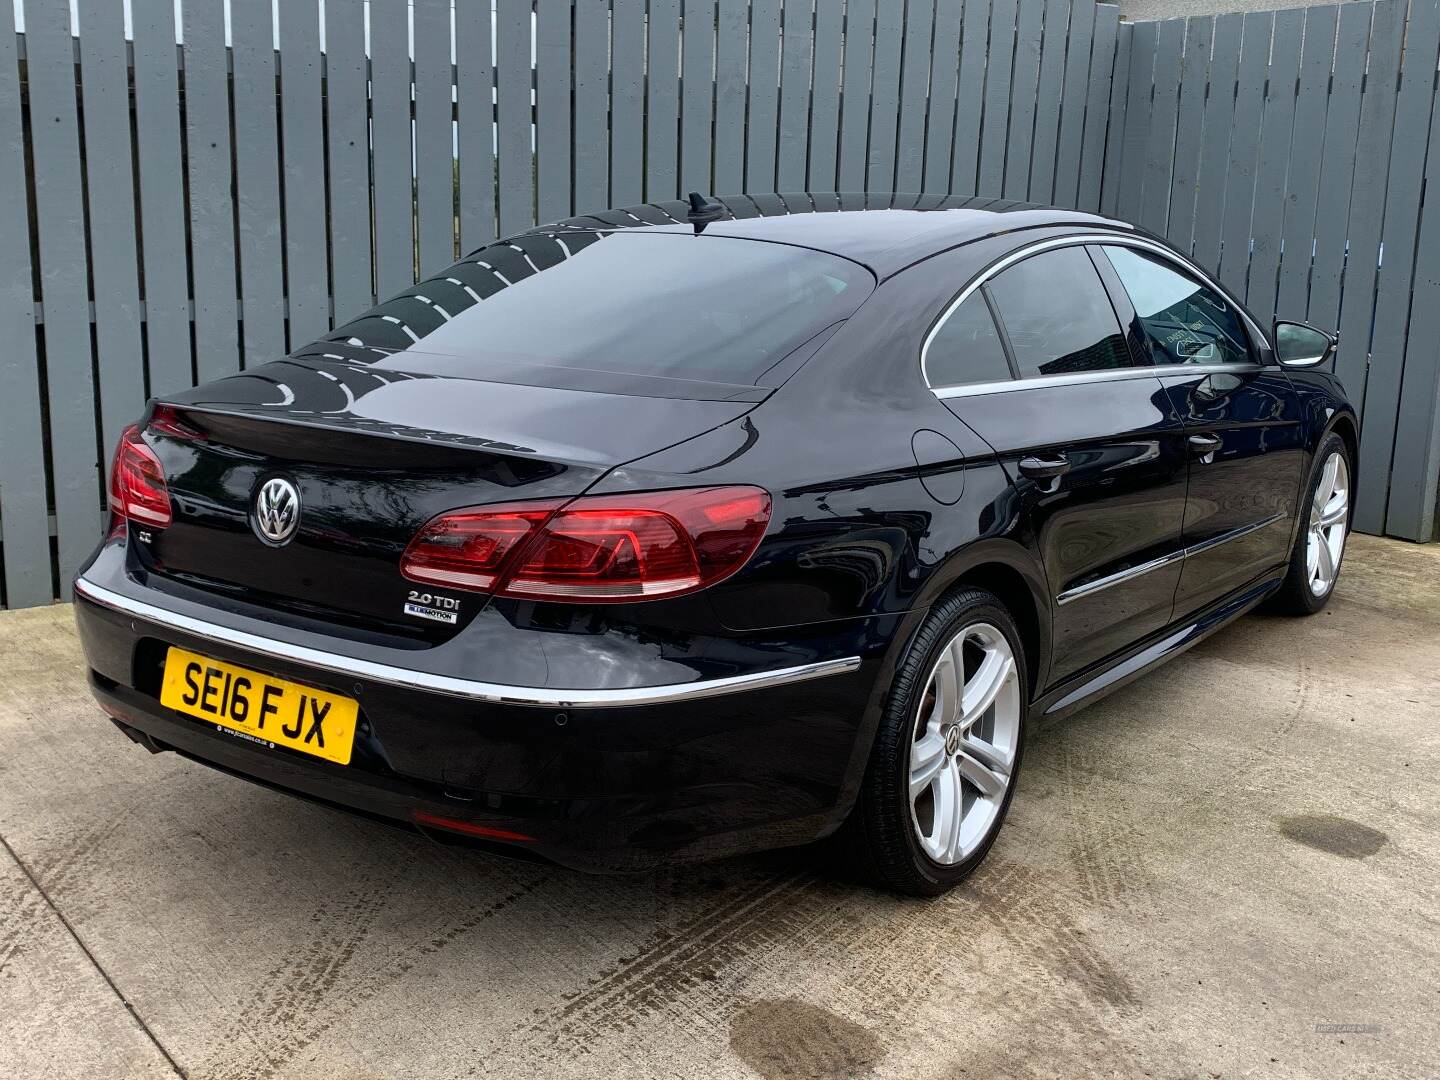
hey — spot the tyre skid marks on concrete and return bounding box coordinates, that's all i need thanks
[497,848,1147,1071]
[195,855,548,1080]
[0,848,44,975]
[519,870,815,1045]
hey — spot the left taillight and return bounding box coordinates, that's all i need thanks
[401,486,772,602]
[109,423,172,528]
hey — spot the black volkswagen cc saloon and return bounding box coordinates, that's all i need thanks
[76,193,1356,895]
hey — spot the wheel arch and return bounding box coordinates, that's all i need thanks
[910,538,1052,700]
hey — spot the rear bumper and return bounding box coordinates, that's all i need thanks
[74,566,889,872]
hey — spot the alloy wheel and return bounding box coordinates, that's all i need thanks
[908,622,1022,865]
[1307,451,1349,597]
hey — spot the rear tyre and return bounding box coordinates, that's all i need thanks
[1271,432,1351,615]
[835,589,1028,897]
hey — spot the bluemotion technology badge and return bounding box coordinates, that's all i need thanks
[253,477,300,545]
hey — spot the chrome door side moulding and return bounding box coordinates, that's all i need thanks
[1055,512,1287,606]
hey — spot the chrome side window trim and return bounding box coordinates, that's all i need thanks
[1055,512,1288,606]
[932,361,1266,400]
[922,233,1262,393]
[73,577,862,708]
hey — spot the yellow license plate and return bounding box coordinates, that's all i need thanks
[159,646,358,765]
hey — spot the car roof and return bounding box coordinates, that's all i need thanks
[522,192,1133,280]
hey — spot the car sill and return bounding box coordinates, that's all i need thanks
[73,577,862,709]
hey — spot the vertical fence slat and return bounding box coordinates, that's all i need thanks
[1307,3,1369,332]
[1356,0,1439,533]
[714,0,749,194]
[414,0,455,274]
[1386,82,1440,541]
[978,0,1018,196]
[1115,20,1156,221]
[895,0,936,194]
[184,0,239,380]
[574,2,610,214]
[1275,4,1338,321]
[951,0,990,196]
[1244,7,1302,319]
[0,22,49,606]
[683,0,717,193]
[1139,19,1184,235]
[1053,0,1092,207]
[1004,0,1044,200]
[1166,16,1212,257]
[1190,12,1241,274]
[277,0,329,343]
[456,0,496,252]
[777,0,811,190]
[923,0,963,193]
[28,0,101,593]
[1028,0,1072,204]
[496,2,534,233]
[1088,5,1124,213]
[536,0,572,222]
[809,0,845,191]
[230,0,283,365]
[839,0,876,191]
[132,0,192,397]
[745,0,781,191]
[78,0,144,453]
[371,0,415,293]
[649,0,682,198]
[867,0,904,191]
[1216,12,1271,296]
[324,0,374,321]
[611,0,646,205]
[1335,0,1404,417]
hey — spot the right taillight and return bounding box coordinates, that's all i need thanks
[400,486,771,602]
[109,424,173,528]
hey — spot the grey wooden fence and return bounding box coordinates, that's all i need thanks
[0,0,1124,609]
[1106,0,1440,542]
[2,0,1439,611]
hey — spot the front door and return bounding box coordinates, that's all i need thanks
[1093,244,1305,619]
[932,245,1190,687]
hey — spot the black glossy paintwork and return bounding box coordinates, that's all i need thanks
[77,195,1357,870]
[1161,367,1306,617]
[943,376,1191,682]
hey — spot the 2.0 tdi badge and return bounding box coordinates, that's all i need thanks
[253,477,300,545]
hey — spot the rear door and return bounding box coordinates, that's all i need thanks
[931,243,1191,686]
[1093,243,1305,619]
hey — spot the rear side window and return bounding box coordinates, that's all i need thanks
[927,294,1013,387]
[1099,245,1253,367]
[986,247,1137,378]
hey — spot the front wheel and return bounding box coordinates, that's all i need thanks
[1272,432,1351,614]
[834,589,1028,896]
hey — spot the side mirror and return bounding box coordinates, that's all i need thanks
[1273,320,1337,369]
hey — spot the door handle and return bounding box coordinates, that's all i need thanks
[1017,455,1072,480]
[1188,434,1223,459]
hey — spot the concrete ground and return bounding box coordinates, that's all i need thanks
[1,535,1436,1080]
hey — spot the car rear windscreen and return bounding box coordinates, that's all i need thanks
[312,231,874,387]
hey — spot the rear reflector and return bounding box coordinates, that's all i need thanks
[109,423,173,528]
[411,809,536,843]
[400,486,771,603]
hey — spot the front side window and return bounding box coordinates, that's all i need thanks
[926,293,1013,387]
[1099,245,1253,367]
[985,247,1136,378]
